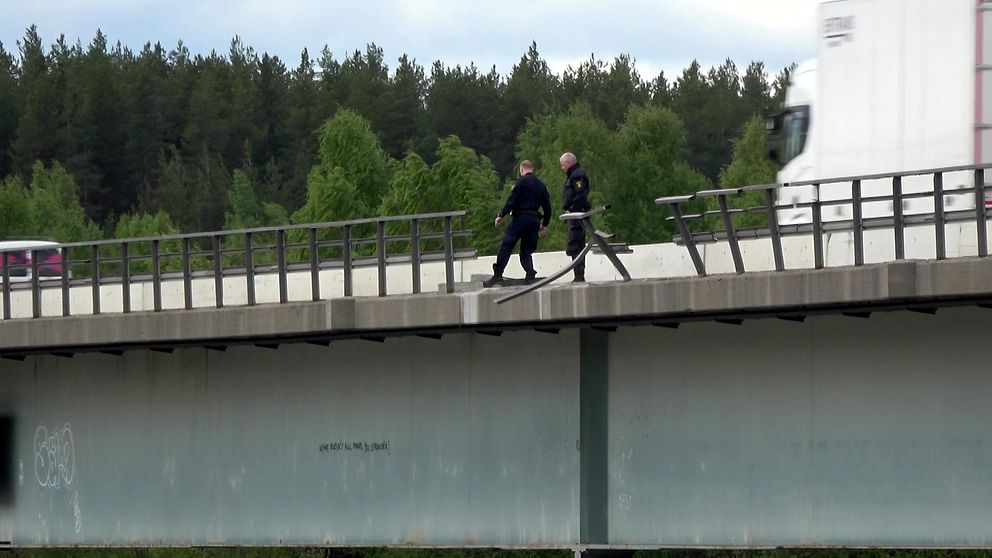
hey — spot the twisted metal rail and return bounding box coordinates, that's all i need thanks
[495,205,632,304]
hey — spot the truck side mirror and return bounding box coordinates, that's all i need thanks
[766,113,784,162]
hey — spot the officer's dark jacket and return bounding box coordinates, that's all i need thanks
[562,163,591,213]
[498,172,553,226]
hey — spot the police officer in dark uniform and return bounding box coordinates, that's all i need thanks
[559,152,590,282]
[483,160,552,287]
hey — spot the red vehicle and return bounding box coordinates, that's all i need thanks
[0,240,66,282]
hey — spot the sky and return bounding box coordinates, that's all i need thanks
[1,0,818,82]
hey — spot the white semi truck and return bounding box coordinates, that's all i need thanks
[772,0,992,225]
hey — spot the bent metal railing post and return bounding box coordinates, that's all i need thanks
[655,194,706,276]
[0,210,473,320]
[696,188,745,273]
[753,183,785,271]
[657,163,992,278]
[495,205,631,305]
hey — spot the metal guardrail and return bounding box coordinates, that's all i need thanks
[655,164,992,277]
[495,205,632,304]
[0,211,474,319]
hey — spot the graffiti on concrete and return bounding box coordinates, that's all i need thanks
[34,423,75,490]
[319,440,390,453]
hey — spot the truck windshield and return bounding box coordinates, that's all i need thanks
[779,106,810,166]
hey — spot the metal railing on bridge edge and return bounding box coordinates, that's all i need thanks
[655,163,992,277]
[0,210,474,320]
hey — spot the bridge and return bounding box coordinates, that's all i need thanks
[2,165,992,549]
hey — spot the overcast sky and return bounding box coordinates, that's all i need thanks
[2,0,818,82]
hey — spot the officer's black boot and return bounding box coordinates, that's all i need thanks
[572,261,585,283]
[524,272,538,285]
[483,264,504,287]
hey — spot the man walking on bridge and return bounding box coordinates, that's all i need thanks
[559,152,591,282]
[483,160,552,287]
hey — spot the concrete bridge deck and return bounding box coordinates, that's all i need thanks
[3,254,991,358]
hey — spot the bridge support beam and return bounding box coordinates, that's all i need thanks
[580,329,609,545]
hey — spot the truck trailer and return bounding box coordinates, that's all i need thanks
[772,0,991,225]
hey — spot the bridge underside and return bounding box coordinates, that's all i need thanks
[2,304,992,548]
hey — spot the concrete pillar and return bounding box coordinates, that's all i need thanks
[580,328,609,545]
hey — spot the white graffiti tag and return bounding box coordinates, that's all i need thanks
[34,423,75,489]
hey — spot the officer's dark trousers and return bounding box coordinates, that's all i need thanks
[493,214,539,277]
[566,221,586,279]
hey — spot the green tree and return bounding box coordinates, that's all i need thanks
[514,104,618,250]
[122,42,172,206]
[225,168,289,230]
[292,109,392,224]
[10,26,57,178]
[701,58,745,181]
[24,161,101,241]
[602,54,650,127]
[338,44,390,133]
[182,52,230,161]
[741,60,772,119]
[379,54,427,159]
[0,41,18,178]
[718,115,780,229]
[650,70,673,108]
[64,30,129,223]
[278,48,321,211]
[614,105,710,243]
[113,210,182,273]
[379,152,434,216]
[380,136,502,255]
[425,62,502,168]
[0,175,33,239]
[560,55,608,124]
[500,43,560,175]
[147,145,228,233]
[771,63,795,109]
[226,37,261,165]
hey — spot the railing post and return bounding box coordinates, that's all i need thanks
[1,251,10,320]
[30,249,40,318]
[410,219,422,294]
[245,232,255,307]
[121,241,131,313]
[91,244,101,315]
[343,225,353,297]
[892,176,905,260]
[182,238,192,310]
[852,179,864,266]
[763,188,785,272]
[309,228,320,301]
[671,201,705,276]
[213,235,224,308]
[377,220,387,297]
[277,229,288,304]
[151,240,162,312]
[60,247,70,317]
[812,184,824,269]
[976,167,988,257]
[716,192,744,273]
[934,173,946,260]
[443,216,455,294]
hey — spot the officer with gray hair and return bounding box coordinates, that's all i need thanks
[558,152,591,282]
